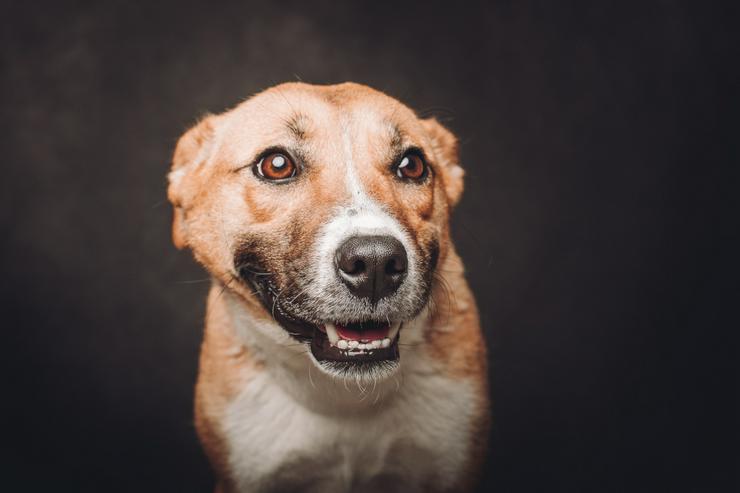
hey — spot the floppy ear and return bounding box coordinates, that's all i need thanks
[420,118,464,208]
[167,114,218,249]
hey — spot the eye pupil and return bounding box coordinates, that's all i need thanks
[272,155,285,168]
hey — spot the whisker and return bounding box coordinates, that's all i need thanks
[238,267,275,276]
[215,277,236,301]
[287,285,309,304]
[175,278,212,285]
[271,279,299,319]
[307,362,316,389]
[372,388,382,405]
[431,272,457,327]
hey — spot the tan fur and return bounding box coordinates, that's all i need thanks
[427,247,490,491]
[168,82,489,492]
[194,284,264,483]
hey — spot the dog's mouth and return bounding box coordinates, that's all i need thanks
[235,261,404,367]
[311,321,401,363]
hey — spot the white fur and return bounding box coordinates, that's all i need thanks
[296,119,424,325]
[223,294,476,493]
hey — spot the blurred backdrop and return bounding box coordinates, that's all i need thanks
[1,1,736,491]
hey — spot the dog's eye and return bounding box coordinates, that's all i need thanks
[395,153,427,181]
[256,153,297,181]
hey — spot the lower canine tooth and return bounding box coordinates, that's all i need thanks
[325,323,339,346]
[337,339,348,350]
[381,338,391,348]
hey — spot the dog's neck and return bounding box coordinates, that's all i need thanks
[214,287,433,414]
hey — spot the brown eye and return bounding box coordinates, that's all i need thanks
[256,153,297,181]
[395,153,427,180]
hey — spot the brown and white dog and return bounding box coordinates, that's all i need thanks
[167,82,489,493]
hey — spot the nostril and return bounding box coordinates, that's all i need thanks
[351,259,366,275]
[385,256,406,275]
[335,248,368,276]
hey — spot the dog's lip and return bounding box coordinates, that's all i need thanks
[235,263,404,362]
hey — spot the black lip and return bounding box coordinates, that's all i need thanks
[310,328,400,363]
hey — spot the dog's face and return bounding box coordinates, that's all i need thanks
[168,83,463,379]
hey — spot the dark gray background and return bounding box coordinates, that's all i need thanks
[1,1,736,491]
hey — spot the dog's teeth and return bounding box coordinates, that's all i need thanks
[388,322,401,342]
[325,323,339,346]
[331,325,396,351]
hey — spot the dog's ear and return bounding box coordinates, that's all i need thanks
[167,114,218,249]
[420,118,464,208]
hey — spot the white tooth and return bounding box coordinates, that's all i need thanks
[381,338,391,348]
[371,340,381,349]
[348,340,359,349]
[325,323,339,346]
[388,322,401,342]
[358,343,367,350]
[337,339,348,350]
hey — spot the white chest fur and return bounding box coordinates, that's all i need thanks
[222,356,475,493]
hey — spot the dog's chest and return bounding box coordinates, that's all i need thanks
[223,368,475,493]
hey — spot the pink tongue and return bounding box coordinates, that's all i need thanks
[336,323,389,342]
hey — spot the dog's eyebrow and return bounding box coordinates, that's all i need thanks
[284,113,309,141]
[388,123,405,154]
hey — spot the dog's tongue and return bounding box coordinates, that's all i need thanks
[335,322,389,342]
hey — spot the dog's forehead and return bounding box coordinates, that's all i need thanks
[217,83,424,163]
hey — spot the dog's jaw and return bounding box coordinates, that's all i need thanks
[223,283,432,396]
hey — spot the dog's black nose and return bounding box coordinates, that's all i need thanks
[335,235,408,303]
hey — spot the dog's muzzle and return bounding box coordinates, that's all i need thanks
[234,232,421,371]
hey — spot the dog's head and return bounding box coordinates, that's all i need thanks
[168,82,463,379]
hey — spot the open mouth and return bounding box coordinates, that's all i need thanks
[310,320,401,363]
[234,261,403,367]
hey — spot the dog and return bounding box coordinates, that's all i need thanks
[167,82,489,493]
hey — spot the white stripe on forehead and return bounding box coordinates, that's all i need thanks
[304,116,419,302]
[339,112,398,213]
[341,118,369,208]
